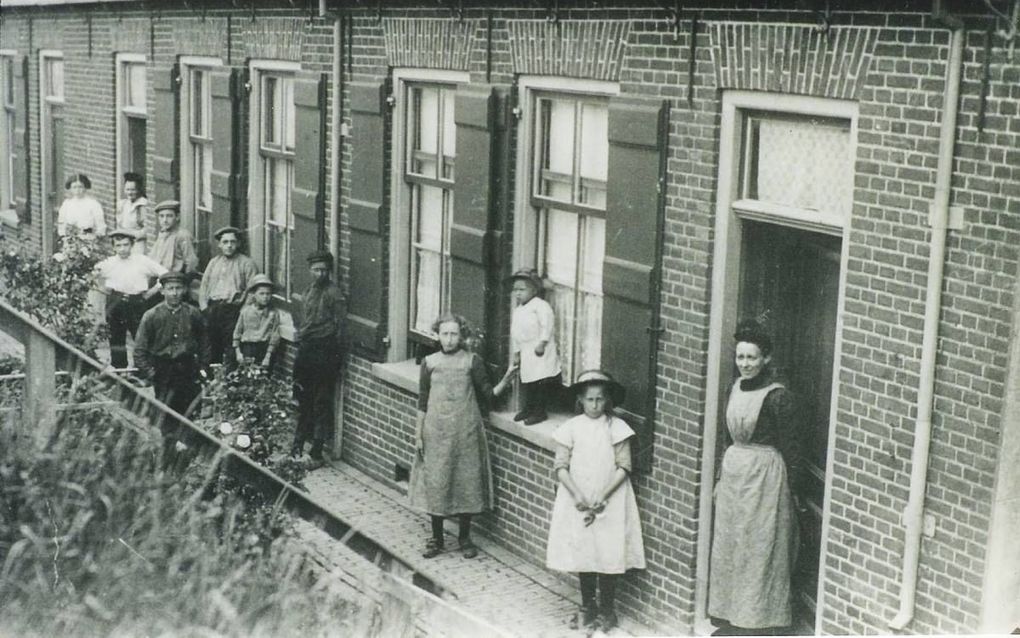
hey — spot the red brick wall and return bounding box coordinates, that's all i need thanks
[3,2,1019,634]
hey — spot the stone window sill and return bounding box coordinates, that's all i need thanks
[369,359,567,454]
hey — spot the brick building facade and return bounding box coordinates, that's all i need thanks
[1,1,1019,634]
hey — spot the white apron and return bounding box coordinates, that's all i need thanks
[511,296,561,383]
[545,415,645,574]
[708,381,795,628]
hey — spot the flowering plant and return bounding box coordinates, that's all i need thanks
[0,231,108,354]
[201,363,307,487]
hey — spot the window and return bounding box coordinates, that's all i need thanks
[515,79,617,383]
[733,111,853,234]
[0,54,14,210]
[248,62,298,299]
[387,69,468,361]
[406,83,456,338]
[40,52,65,255]
[180,58,220,266]
[116,55,147,180]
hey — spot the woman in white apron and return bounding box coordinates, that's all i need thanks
[709,319,803,635]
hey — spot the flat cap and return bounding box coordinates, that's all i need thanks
[158,271,189,285]
[108,227,141,241]
[306,250,334,266]
[153,200,180,213]
[213,226,243,240]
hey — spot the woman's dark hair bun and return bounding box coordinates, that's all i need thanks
[733,318,773,356]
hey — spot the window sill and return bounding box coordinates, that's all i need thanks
[368,359,567,453]
[371,359,421,394]
[487,408,567,454]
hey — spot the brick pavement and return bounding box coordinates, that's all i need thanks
[301,461,661,638]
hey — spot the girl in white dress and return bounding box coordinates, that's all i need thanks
[545,370,645,632]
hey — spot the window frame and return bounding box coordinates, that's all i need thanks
[386,68,469,363]
[0,51,16,211]
[115,53,147,189]
[178,56,222,266]
[39,50,64,256]
[694,90,857,634]
[511,76,619,382]
[246,59,300,301]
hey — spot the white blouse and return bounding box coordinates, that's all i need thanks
[57,196,107,237]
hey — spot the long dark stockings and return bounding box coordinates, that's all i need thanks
[430,514,473,543]
[578,572,618,612]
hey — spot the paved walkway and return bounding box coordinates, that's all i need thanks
[300,461,659,638]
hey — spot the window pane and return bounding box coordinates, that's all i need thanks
[190,69,205,136]
[537,97,575,203]
[267,226,288,296]
[747,116,852,217]
[263,76,279,146]
[47,59,64,99]
[193,143,212,210]
[578,102,608,209]
[411,183,446,333]
[441,87,456,180]
[266,157,291,225]
[127,117,146,175]
[284,78,295,150]
[127,63,146,110]
[409,85,440,178]
[3,58,13,106]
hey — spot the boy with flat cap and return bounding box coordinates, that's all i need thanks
[95,228,168,369]
[198,226,259,364]
[150,200,199,274]
[292,250,346,461]
[135,271,211,452]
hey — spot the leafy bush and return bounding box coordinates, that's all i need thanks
[201,363,308,487]
[0,232,107,354]
[0,396,355,636]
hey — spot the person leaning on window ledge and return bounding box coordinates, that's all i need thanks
[291,250,346,463]
[197,226,259,364]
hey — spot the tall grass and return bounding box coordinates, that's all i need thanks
[0,386,357,636]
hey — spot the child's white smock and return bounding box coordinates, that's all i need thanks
[510,296,561,383]
[546,414,646,574]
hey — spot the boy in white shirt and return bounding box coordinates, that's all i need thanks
[95,228,168,369]
[509,269,562,425]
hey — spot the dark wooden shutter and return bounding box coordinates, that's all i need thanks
[290,71,326,297]
[603,96,669,471]
[12,55,29,224]
[150,64,179,204]
[347,81,388,360]
[452,84,498,349]
[209,67,240,243]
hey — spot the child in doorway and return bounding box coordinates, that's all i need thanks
[409,314,516,560]
[509,269,561,425]
[545,370,646,632]
[232,274,281,371]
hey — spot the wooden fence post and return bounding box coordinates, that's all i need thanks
[24,330,56,449]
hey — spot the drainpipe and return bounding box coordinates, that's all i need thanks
[888,14,965,632]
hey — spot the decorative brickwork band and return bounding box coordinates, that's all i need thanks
[171,18,229,58]
[241,17,305,61]
[708,23,879,100]
[508,20,630,81]
[383,19,479,71]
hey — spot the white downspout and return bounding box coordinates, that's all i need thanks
[888,21,965,632]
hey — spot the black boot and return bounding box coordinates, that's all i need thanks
[309,439,325,462]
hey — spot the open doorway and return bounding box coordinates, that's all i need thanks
[738,220,841,630]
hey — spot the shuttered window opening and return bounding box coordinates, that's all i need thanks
[531,92,609,384]
[1,55,15,211]
[40,52,65,255]
[405,82,456,346]
[181,61,219,267]
[116,55,147,181]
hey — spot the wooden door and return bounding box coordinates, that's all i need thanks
[738,220,840,631]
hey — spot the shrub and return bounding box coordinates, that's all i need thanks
[0,232,107,355]
[0,393,355,636]
[201,364,308,487]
